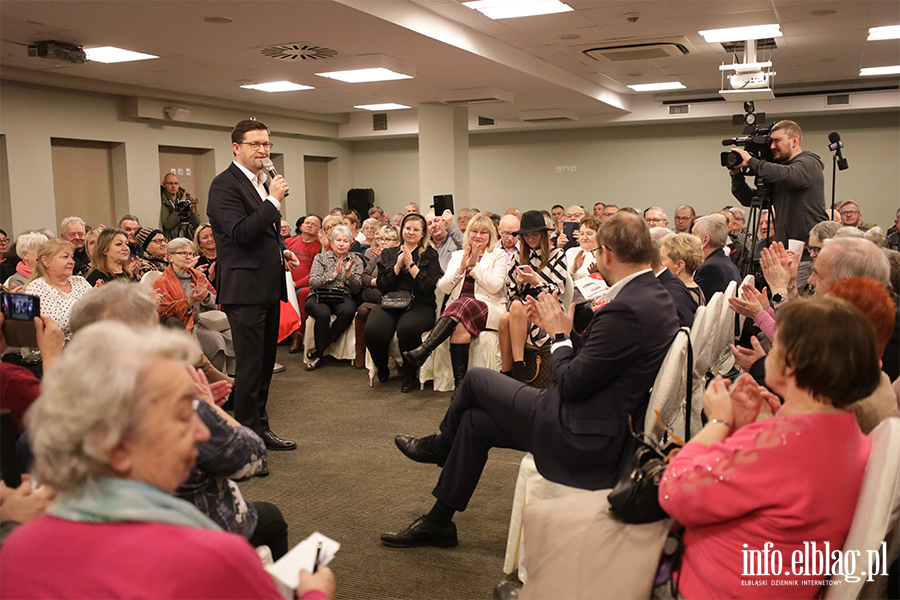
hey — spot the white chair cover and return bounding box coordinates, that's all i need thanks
[644,327,699,445]
[503,453,589,581]
[140,270,163,287]
[691,292,722,400]
[735,274,755,334]
[713,280,739,375]
[302,315,356,368]
[825,417,900,599]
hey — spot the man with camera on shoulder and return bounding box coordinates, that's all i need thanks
[161,173,201,240]
[729,119,827,289]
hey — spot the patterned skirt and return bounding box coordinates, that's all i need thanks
[441,275,488,337]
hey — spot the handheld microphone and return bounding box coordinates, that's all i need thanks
[261,158,289,197]
[828,132,849,171]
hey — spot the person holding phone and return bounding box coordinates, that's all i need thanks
[500,210,567,382]
[552,205,585,252]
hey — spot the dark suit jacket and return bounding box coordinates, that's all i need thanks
[694,248,741,302]
[207,162,288,305]
[532,271,679,491]
[657,268,696,328]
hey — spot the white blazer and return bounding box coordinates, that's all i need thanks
[438,245,509,331]
[565,245,597,281]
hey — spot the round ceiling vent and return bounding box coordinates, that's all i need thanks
[261,43,338,61]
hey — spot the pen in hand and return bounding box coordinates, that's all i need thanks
[313,535,323,573]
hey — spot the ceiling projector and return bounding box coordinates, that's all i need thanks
[27,41,88,64]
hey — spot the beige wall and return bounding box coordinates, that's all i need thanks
[51,138,117,228]
[0,80,355,236]
[352,111,900,229]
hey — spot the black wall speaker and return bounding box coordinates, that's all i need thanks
[347,188,374,219]
[433,194,454,215]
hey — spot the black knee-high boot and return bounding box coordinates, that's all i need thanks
[402,316,457,368]
[449,343,469,390]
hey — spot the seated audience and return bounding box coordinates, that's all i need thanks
[660,297,880,599]
[83,228,100,271]
[286,215,323,353]
[354,225,399,369]
[361,218,380,255]
[807,219,840,261]
[405,202,420,215]
[865,226,886,247]
[194,223,218,290]
[118,214,143,260]
[500,210,567,382]
[392,212,405,228]
[566,215,601,333]
[456,209,473,233]
[692,215,740,300]
[837,199,868,230]
[342,212,365,246]
[403,215,507,389]
[318,215,343,253]
[154,238,233,373]
[58,217,90,276]
[4,231,48,290]
[885,207,899,252]
[366,213,440,393]
[137,228,169,277]
[644,207,668,229]
[0,321,333,599]
[23,239,93,338]
[85,228,136,285]
[673,204,696,233]
[552,205,585,252]
[660,233,706,309]
[280,219,292,240]
[427,210,463,272]
[0,229,10,282]
[382,212,677,548]
[498,214,520,267]
[304,225,363,371]
[599,204,619,223]
[651,239,695,328]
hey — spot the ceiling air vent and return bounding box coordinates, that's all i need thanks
[373,113,388,131]
[261,42,339,61]
[668,104,690,116]
[438,88,514,105]
[520,109,578,122]
[582,38,695,63]
[826,93,851,107]
[721,39,778,53]
[477,116,495,127]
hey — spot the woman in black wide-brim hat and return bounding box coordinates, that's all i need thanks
[499,210,567,382]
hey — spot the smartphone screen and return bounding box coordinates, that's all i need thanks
[562,221,579,239]
[1,292,40,348]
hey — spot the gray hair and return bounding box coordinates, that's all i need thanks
[648,227,672,243]
[810,220,840,242]
[60,216,86,233]
[362,218,380,230]
[692,215,728,249]
[330,225,354,243]
[821,237,891,286]
[379,224,399,240]
[15,231,49,259]
[864,226,885,247]
[27,321,199,494]
[69,281,159,335]
[833,226,865,239]
[166,237,194,256]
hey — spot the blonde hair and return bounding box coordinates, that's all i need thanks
[463,214,498,253]
[26,239,76,290]
[193,223,213,254]
[662,233,704,275]
[322,215,343,232]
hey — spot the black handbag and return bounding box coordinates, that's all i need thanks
[608,333,693,524]
[316,288,345,306]
[381,290,413,310]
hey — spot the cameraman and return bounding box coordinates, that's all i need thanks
[729,120,827,290]
[160,173,201,240]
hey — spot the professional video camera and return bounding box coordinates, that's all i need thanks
[175,194,193,223]
[720,102,774,169]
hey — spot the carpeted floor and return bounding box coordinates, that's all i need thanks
[238,346,525,600]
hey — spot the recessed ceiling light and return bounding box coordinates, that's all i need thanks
[868,25,900,41]
[808,10,838,17]
[699,24,782,44]
[354,103,410,111]
[463,0,573,20]
[203,16,233,24]
[240,81,314,92]
[84,46,158,64]
[627,82,686,92]
[860,65,900,76]
[316,68,412,83]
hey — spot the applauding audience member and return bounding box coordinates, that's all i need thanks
[85,228,136,285]
[659,233,705,309]
[286,215,323,353]
[193,224,218,290]
[353,225,399,369]
[566,216,601,333]
[366,214,441,393]
[4,232,48,290]
[501,210,567,382]
[403,215,507,389]
[305,225,363,371]
[137,228,168,277]
[23,239,93,338]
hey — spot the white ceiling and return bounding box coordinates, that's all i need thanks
[1,0,898,130]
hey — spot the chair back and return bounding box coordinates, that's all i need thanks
[712,280,739,374]
[560,269,574,309]
[140,270,162,287]
[644,327,698,444]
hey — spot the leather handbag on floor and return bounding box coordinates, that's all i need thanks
[523,344,553,389]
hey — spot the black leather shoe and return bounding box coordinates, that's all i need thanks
[493,580,523,600]
[262,430,297,451]
[400,376,416,393]
[377,365,391,383]
[306,348,322,371]
[380,516,458,548]
[394,434,449,467]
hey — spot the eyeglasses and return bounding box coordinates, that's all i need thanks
[499,231,516,237]
[602,212,618,218]
[646,218,666,225]
[149,237,167,245]
[469,229,490,237]
[839,210,859,216]
[171,251,199,258]
[376,236,398,244]
[673,216,693,222]
[564,213,584,220]
[808,245,823,257]
[238,141,274,150]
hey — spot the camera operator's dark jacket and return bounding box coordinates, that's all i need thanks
[731,151,827,252]
[160,185,201,240]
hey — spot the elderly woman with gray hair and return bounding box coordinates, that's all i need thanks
[0,321,334,599]
[304,224,363,371]
[3,231,48,290]
[154,237,234,375]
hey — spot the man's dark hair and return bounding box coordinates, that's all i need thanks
[231,119,269,145]
[596,212,655,265]
[118,214,140,227]
[551,204,564,211]
[619,207,640,216]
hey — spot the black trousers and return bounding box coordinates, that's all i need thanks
[223,303,280,434]
[305,294,357,354]
[433,367,543,512]
[247,500,289,560]
[365,303,436,370]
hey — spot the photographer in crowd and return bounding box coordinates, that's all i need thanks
[161,173,200,240]
[729,120,827,289]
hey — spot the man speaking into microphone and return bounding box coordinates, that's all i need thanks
[208,119,300,452]
[729,120,827,289]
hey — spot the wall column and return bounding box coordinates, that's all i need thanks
[418,103,469,212]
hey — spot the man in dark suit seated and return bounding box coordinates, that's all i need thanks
[381,212,679,548]
[692,215,741,301]
[207,119,300,452]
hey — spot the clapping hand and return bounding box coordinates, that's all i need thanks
[344,257,354,277]
[525,291,574,337]
[728,285,768,320]
[730,335,766,372]
[572,249,585,273]
[457,245,473,276]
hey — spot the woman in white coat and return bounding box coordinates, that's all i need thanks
[402,214,507,388]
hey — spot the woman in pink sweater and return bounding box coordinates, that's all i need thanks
[660,297,882,599]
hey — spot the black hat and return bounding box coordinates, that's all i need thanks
[136,228,163,251]
[513,210,552,236]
